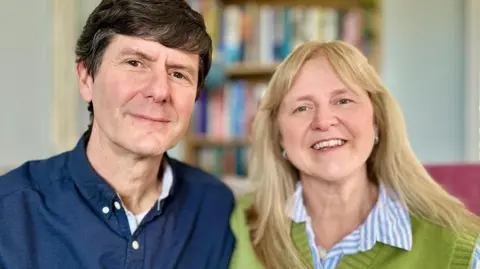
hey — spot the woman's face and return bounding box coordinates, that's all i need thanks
[277,56,377,182]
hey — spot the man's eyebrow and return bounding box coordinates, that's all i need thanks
[116,48,156,61]
[166,62,197,77]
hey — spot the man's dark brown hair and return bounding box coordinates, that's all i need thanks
[75,0,212,140]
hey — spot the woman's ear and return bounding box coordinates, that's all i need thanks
[280,137,288,160]
[279,135,285,151]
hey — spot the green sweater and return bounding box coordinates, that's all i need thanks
[229,196,478,269]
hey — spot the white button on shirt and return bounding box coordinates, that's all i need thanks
[132,240,140,250]
[102,207,109,214]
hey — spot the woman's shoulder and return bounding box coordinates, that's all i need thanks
[229,193,264,269]
[236,193,254,209]
[411,214,478,239]
[230,193,254,237]
[410,214,478,263]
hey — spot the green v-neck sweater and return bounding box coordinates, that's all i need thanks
[229,196,478,269]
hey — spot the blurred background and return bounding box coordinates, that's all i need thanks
[1,0,479,191]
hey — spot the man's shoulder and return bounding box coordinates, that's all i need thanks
[0,152,70,199]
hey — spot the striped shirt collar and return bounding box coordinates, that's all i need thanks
[287,182,413,252]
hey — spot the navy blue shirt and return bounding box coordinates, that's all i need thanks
[0,137,235,269]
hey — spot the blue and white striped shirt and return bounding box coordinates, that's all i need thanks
[289,182,480,269]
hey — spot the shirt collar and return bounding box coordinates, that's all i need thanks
[68,135,175,215]
[156,162,173,210]
[287,181,413,251]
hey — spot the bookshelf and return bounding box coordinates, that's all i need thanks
[184,0,382,178]
[227,62,281,81]
[223,0,375,9]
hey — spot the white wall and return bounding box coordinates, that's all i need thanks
[382,0,467,163]
[464,0,480,162]
[0,0,53,169]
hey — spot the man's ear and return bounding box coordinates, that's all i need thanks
[76,61,93,103]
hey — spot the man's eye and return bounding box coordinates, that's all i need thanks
[127,60,141,67]
[172,72,185,79]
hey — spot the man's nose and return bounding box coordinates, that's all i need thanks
[143,71,170,103]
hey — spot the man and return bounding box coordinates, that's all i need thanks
[0,1,235,268]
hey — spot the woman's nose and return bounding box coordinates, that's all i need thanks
[310,107,338,131]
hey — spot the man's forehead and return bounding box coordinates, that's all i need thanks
[108,35,199,63]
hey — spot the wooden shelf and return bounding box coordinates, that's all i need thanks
[187,136,250,147]
[221,0,375,9]
[183,136,250,166]
[226,62,279,80]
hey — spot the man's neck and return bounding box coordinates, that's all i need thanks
[85,132,164,215]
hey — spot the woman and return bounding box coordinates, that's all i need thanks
[229,40,480,269]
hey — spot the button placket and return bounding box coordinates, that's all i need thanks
[124,231,145,268]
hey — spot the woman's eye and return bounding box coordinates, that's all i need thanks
[337,99,351,105]
[294,106,308,113]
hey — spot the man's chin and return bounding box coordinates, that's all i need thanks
[111,129,180,158]
[129,142,169,157]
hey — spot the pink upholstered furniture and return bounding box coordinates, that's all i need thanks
[425,164,480,216]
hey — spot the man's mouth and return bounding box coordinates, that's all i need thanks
[131,114,170,123]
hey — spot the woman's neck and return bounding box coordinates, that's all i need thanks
[301,171,378,250]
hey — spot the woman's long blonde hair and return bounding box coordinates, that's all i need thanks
[246,40,480,269]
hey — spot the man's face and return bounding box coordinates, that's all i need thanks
[77,35,199,157]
